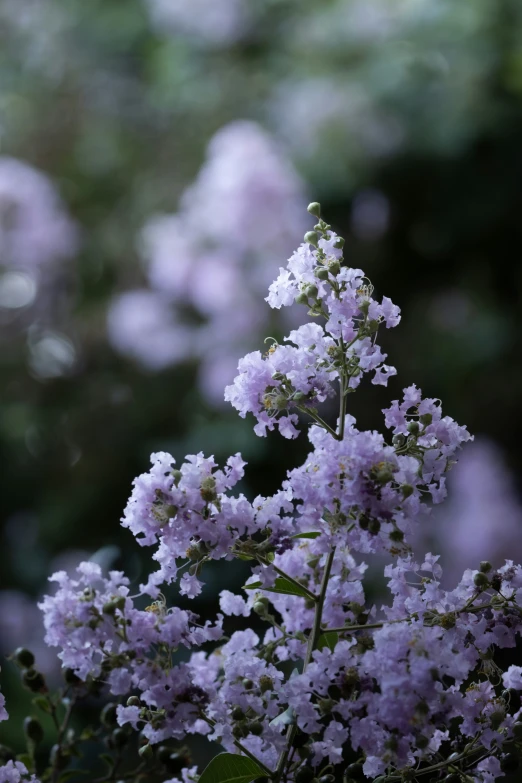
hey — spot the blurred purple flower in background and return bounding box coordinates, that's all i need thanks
[413,438,522,585]
[144,0,250,45]
[108,121,307,403]
[0,158,78,339]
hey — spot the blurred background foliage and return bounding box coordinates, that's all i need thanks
[2,0,522,760]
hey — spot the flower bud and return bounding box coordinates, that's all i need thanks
[172,469,182,485]
[407,421,420,436]
[319,776,335,783]
[307,202,321,218]
[295,766,315,783]
[473,571,489,589]
[111,728,129,748]
[306,284,318,299]
[138,743,153,760]
[248,720,263,736]
[328,261,340,276]
[272,372,286,381]
[24,717,44,744]
[200,476,217,502]
[345,763,364,780]
[401,484,414,498]
[231,706,245,721]
[304,231,319,247]
[293,392,307,402]
[63,668,81,686]
[242,678,254,690]
[368,519,381,535]
[419,412,432,426]
[479,560,492,573]
[22,669,46,693]
[513,721,522,739]
[101,702,118,728]
[314,267,329,280]
[392,434,405,448]
[13,648,35,669]
[295,292,309,305]
[127,696,141,707]
[334,236,345,249]
[389,529,404,543]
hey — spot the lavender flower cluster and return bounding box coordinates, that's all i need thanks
[2,204,522,783]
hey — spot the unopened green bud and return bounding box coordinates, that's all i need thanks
[231,706,245,721]
[328,261,340,276]
[368,518,381,535]
[101,702,118,727]
[127,696,141,707]
[392,433,405,448]
[172,469,182,485]
[295,766,315,783]
[345,763,364,780]
[242,678,254,690]
[314,267,329,280]
[401,484,414,498]
[419,412,432,426]
[200,476,217,502]
[63,668,82,686]
[389,529,404,543]
[111,728,129,747]
[295,292,309,305]
[13,648,35,669]
[306,284,318,299]
[293,392,307,402]
[103,600,119,615]
[248,720,263,736]
[272,372,286,381]
[480,560,492,573]
[22,669,46,693]
[333,236,345,249]
[375,468,393,484]
[253,598,269,615]
[474,571,489,589]
[24,717,44,744]
[304,231,319,247]
[138,743,153,760]
[318,698,335,715]
[407,421,420,436]
[415,734,429,749]
[307,202,321,218]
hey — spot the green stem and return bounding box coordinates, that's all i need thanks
[274,549,336,783]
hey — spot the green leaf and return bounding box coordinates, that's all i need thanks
[244,577,311,599]
[317,632,339,652]
[198,753,266,783]
[291,532,320,540]
[33,695,51,714]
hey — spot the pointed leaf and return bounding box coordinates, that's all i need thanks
[198,753,266,783]
[244,576,311,599]
[317,632,338,652]
[291,532,320,540]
